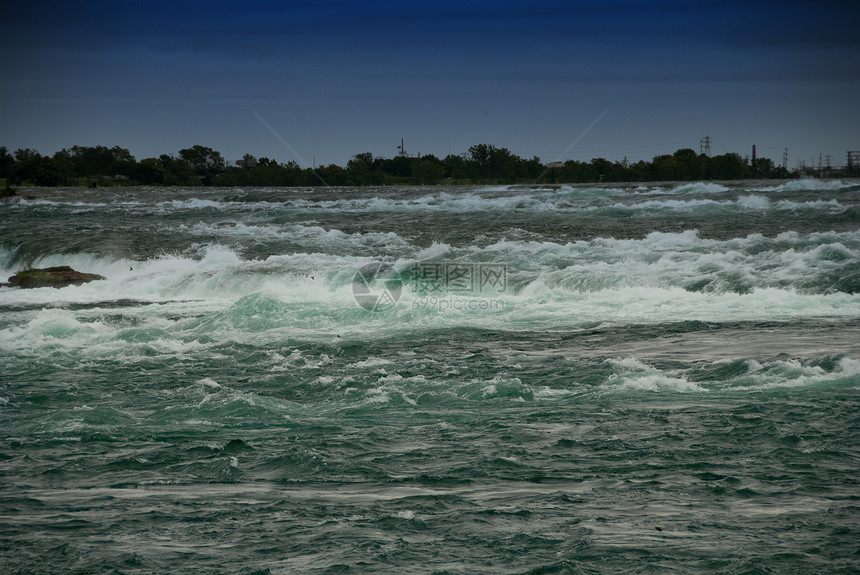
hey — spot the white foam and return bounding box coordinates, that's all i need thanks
[732,357,860,390]
[774,179,852,192]
[481,384,497,398]
[532,386,576,399]
[197,378,221,389]
[180,222,411,254]
[605,357,705,393]
[349,357,394,369]
[0,309,111,351]
[2,225,858,357]
[160,198,224,210]
[598,194,846,214]
[668,182,731,194]
[736,194,770,210]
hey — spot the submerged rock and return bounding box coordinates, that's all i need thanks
[5,266,106,289]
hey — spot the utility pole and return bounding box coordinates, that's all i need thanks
[848,151,860,176]
[700,136,711,157]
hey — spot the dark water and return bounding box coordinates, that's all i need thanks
[1,180,859,573]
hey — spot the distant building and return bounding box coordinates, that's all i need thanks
[236,156,258,168]
[544,162,565,169]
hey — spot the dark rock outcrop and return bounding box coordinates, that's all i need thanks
[5,266,106,289]
[0,184,17,203]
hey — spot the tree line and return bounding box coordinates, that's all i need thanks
[0,143,796,188]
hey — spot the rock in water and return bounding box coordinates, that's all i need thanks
[6,266,106,289]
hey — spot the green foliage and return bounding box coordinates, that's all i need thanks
[11,148,65,186]
[132,158,166,184]
[468,144,526,181]
[179,145,225,172]
[178,145,226,185]
[0,142,808,187]
[412,157,445,185]
[160,156,200,186]
[0,147,15,180]
[707,153,749,180]
[62,145,136,178]
[1,181,16,198]
[346,152,381,186]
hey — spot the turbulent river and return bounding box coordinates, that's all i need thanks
[1,180,859,574]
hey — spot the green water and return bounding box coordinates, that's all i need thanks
[1,181,859,573]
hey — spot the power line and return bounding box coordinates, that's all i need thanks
[700,136,711,157]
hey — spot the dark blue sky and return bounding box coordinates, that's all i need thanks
[3,0,859,169]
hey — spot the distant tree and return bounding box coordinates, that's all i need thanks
[651,154,681,181]
[525,156,546,182]
[707,153,749,180]
[0,147,14,179]
[468,144,493,178]
[156,155,199,186]
[443,153,475,181]
[751,157,775,178]
[558,160,588,183]
[377,155,412,179]
[488,146,522,181]
[314,163,345,186]
[628,160,651,181]
[132,158,166,184]
[178,145,225,172]
[466,144,528,181]
[51,149,76,184]
[346,152,381,185]
[590,158,614,182]
[13,148,41,163]
[673,148,705,180]
[412,157,445,184]
[178,145,225,184]
[0,141,796,186]
[110,146,137,178]
[257,157,279,167]
[61,145,135,179]
[12,148,64,186]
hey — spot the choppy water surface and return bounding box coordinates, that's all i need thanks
[1,180,859,573]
